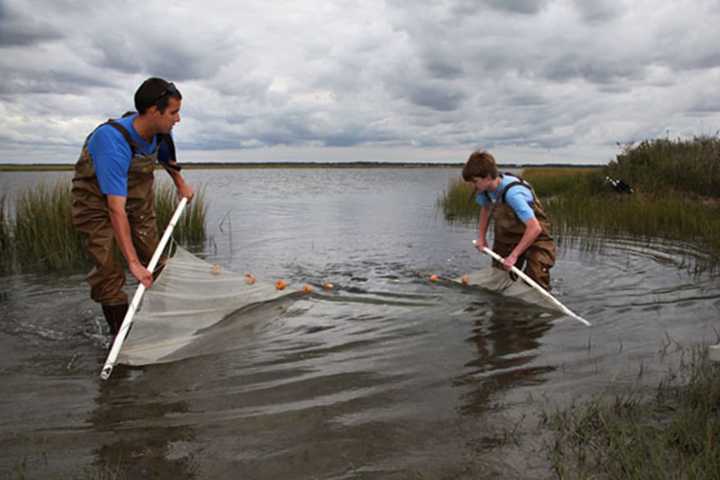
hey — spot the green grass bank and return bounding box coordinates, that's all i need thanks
[546,347,720,479]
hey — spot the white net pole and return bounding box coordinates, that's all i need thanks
[100,197,189,380]
[474,241,591,327]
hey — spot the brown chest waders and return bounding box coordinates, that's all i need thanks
[71,122,160,334]
[487,177,556,291]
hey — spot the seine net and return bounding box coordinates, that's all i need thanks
[115,246,561,367]
[454,268,559,310]
[117,246,297,366]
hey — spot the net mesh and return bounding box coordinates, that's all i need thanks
[117,246,296,366]
[116,246,561,366]
[454,268,558,310]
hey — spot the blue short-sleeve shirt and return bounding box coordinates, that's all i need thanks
[87,114,158,196]
[475,174,536,223]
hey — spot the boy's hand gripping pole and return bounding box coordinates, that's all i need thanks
[473,241,591,327]
[100,197,189,380]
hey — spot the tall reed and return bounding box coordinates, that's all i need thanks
[0,195,12,272]
[521,167,605,198]
[609,136,720,197]
[154,182,207,246]
[5,180,207,272]
[13,181,86,270]
[544,193,720,254]
[436,176,479,222]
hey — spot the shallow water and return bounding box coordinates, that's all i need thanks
[1,168,719,479]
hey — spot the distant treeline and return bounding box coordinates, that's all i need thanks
[0,161,606,172]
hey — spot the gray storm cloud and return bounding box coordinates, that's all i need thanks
[0,0,718,164]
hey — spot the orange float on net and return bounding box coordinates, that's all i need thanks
[275,279,287,290]
[322,282,334,290]
[461,274,470,285]
[303,284,314,294]
[244,273,256,285]
[430,274,439,282]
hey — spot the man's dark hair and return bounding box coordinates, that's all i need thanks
[134,77,182,114]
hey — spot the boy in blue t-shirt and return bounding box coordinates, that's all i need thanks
[462,151,556,290]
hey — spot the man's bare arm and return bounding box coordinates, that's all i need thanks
[106,195,153,288]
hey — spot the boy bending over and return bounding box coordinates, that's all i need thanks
[462,151,556,290]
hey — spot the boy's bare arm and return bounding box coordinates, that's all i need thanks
[503,218,542,269]
[475,206,491,249]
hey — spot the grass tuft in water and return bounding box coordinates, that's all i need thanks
[436,177,478,222]
[154,182,208,247]
[547,347,720,479]
[4,181,207,272]
[0,194,12,273]
[543,193,720,255]
[13,181,86,270]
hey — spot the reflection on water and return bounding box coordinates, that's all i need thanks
[91,371,197,478]
[0,168,719,479]
[456,299,557,417]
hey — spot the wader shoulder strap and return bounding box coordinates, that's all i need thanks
[103,119,181,172]
[105,120,138,157]
[499,177,534,204]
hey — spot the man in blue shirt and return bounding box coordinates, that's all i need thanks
[462,151,556,290]
[71,77,193,335]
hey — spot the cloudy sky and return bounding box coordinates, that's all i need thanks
[1,0,719,165]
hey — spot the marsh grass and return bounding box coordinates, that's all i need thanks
[154,182,207,246]
[544,193,720,256]
[521,167,605,198]
[13,181,86,270]
[0,194,12,272]
[609,136,720,197]
[531,160,720,264]
[436,177,478,222]
[547,347,720,479]
[3,181,207,272]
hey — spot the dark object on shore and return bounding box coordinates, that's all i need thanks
[605,176,634,194]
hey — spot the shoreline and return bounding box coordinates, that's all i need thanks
[0,162,604,172]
